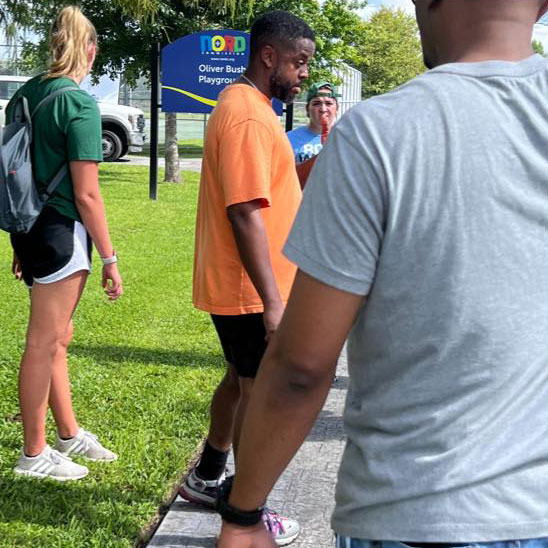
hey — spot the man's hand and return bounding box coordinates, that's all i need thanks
[217,522,276,548]
[102,263,123,300]
[12,253,22,281]
[263,300,284,341]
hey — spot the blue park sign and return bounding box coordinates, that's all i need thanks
[161,30,283,115]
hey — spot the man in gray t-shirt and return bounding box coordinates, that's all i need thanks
[217,1,548,547]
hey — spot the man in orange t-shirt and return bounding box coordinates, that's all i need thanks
[181,10,315,546]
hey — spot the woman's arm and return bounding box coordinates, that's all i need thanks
[71,160,122,300]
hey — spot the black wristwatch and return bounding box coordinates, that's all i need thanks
[216,476,264,526]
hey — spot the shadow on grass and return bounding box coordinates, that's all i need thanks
[69,343,222,369]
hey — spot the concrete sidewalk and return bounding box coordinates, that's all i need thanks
[147,351,348,548]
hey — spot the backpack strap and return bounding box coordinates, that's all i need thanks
[39,164,69,203]
[31,86,83,119]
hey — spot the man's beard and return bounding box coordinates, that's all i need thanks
[269,67,296,104]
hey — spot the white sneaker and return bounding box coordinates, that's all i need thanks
[55,428,117,462]
[263,508,301,546]
[179,467,226,508]
[14,445,89,481]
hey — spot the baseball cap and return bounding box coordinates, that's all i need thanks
[306,82,340,103]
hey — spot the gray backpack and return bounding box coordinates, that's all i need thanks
[0,86,78,234]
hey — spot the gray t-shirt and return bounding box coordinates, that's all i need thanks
[284,55,548,542]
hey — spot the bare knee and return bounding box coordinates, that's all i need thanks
[25,326,70,362]
[221,363,240,392]
[60,321,73,351]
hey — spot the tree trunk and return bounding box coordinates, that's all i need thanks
[164,112,181,183]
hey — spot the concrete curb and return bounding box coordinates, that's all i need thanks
[147,351,348,548]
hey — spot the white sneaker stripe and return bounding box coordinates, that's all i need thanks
[70,440,85,454]
[32,461,51,474]
[29,460,46,472]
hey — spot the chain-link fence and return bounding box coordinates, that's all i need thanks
[125,64,362,148]
[124,78,361,148]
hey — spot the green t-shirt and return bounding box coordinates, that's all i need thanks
[6,75,103,221]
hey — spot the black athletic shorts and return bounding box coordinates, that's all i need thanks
[10,207,92,287]
[210,313,268,378]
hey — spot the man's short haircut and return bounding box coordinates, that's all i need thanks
[250,10,315,58]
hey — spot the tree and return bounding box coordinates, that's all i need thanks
[3,0,366,182]
[532,39,545,56]
[2,0,241,183]
[228,0,366,84]
[351,7,424,99]
[164,112,180,182]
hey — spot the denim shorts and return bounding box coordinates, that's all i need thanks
[335,539,548,548]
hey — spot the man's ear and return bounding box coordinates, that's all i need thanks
[305,103,310,118]
[260,44,276,69]
[538,0,548,20]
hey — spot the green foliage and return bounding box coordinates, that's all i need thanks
[0,165,224,547]
[532,39,545,56]
[227,0,366,85]
[2,0,254,83]
[3,0,365,89]
[352,7,425,98]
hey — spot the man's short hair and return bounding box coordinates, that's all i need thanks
[250,10,315,58]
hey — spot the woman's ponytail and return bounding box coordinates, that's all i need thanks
[45,6,97,80]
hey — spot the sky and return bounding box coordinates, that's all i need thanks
[360,0,548,52]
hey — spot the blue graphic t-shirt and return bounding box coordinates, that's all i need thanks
[286,126,322,163]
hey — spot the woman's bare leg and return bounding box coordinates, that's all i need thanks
[49,319,79,439]
[19,271,87,456]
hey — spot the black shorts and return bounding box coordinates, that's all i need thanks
[210,313,268,378]
[10,207,92,287]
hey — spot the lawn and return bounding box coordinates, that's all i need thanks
[0,164,223,547]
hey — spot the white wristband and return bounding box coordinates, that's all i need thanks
[101,253,118,266]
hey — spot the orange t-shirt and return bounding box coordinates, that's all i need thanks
[193,84,302,315]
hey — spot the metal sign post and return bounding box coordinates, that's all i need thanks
[285,103,294,132]
[149,42,161,200]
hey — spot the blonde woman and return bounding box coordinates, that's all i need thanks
[7,6,122,481]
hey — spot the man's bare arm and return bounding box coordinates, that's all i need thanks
[218,270,364,547]
[227,199,284,338]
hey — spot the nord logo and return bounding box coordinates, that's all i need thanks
[200,35,246,54]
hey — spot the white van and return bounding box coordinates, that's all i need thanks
[0,75,146,162]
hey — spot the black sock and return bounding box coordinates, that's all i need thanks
[196,441,228,481]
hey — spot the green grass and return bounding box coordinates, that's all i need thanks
[0,165,223,547]
[136,139,204,159]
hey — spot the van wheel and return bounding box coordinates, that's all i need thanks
[102,130,123,162]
